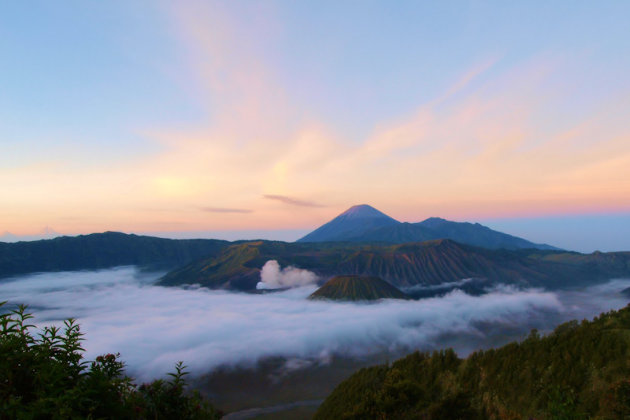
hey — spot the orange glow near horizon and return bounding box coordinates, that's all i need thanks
[2,3,630,237]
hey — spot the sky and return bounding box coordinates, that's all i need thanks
[1,1,629,250]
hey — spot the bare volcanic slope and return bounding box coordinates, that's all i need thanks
[309,275,410,301]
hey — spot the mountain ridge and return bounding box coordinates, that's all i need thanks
[158,239,630,291]
[1,231,628,293]
[298,204,558,251]
[0,232,229,278]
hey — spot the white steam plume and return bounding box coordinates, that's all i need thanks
[256,260,318,289]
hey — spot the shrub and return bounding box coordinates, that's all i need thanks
[0,302,221,419]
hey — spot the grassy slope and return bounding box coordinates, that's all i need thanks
[159,239,630,291]
[315,304,630,419]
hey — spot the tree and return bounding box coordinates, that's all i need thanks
[0,302,221,419]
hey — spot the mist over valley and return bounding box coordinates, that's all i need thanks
[2,265,628,380]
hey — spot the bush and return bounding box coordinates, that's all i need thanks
[0,302,221,419]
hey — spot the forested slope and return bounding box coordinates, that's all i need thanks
[316,304,630,419]
[0,232,228,277]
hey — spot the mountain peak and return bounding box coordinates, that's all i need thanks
[419,217,447,228]
[339,204,396,220]
[298,206,559,250]
[297,204,399,243]
[423,217,446,222]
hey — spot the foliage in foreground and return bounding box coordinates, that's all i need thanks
[316,304,630,419]
[0,302,221,419]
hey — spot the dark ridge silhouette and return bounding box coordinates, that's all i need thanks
[0,232,229,278]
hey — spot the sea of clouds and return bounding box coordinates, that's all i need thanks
[1,266,628,381]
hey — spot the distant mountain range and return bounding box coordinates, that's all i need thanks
[0,226,61,243]
[298,204,559,250]
[2,231,629,292]
[0,232,227,278]
[2,207,628,294]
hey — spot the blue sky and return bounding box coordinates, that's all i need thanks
[1,1,629,251]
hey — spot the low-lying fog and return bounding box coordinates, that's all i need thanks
[1,267,628,381]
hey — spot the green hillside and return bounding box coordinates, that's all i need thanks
[3,233,629,293]
[158,240,351,290]
[159,239,630,291]
[315,304,630,419]
[309,275,410,301]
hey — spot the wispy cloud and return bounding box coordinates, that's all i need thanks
[200,207,252,214]
[263,195,325,208]
[2,3,630,235]
[434,56,499,104]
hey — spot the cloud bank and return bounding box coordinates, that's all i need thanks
[256,260,319,289]
[1,267,628,382]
